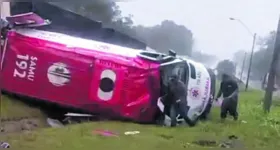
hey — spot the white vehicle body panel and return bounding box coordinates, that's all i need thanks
[14,29,143,58]
[157,57,212,125]
[184,58,211,120]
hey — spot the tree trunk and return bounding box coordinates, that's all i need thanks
[263,16,280,113]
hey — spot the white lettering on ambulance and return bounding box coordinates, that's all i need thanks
[199,78,210,112]
[13,54,38,81]
[196,71,202,85]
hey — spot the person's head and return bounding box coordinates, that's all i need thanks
[169,68,180,83]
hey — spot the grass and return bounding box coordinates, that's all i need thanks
[0,95,45,119]
[0,90,280,149]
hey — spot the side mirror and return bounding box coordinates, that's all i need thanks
[168,49,176,57]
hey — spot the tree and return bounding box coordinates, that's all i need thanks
[250,31,276,80]
[263,17,280,113]
[191,51,218,67]
[232,50,248,80]
[50,1,135,32]
[134,20,193,55]
[50,1,122,24]
[233,50,247,66]
[216,59,236,79]
[48,2,194,56]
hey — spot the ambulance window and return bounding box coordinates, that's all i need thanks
[178,66,186,82]
[189,63,196,79]
[161,64,184,86]
[172,67,185,81]
[161,66,173,86]
[185,64,189,82]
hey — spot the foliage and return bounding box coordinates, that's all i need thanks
[191,51,218,68]
[50,1,123,24]
[50,1,194,56]
[233,50,248,68]
[133,21,193,55]
[250,31,276,80]
[232,32,278,81]
[216,59,236,79]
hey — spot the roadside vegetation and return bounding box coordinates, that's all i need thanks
[0,90,279,149]
[0,95,45,119]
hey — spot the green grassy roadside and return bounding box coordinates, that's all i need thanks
[0,95,45,119]
[0,90,280,149]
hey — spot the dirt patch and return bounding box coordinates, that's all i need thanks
[158,134,174,140]
[192,135,244,148]
[219,135,244,148]
[192,140,218,147]
[0,117,47,134]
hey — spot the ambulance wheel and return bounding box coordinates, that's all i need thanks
[199,100,212,121]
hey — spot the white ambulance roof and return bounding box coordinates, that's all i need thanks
[14,28,143,58]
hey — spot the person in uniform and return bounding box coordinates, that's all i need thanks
[164,69,195,127]
[215,73,239,121]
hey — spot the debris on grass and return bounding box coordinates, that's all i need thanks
[47,118,64,128]
[63,113,96,124]
[241,120,247,124]
[124,131,140,135]
[93,129,119,137]
[182,142,192,148]
[0,142,10,148]
[64,113,93,117]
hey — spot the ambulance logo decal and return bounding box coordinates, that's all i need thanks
[192,89,199,97]
[47,62,71,87]
[189,87,200,99]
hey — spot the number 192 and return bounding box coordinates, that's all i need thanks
[13,54,29,78]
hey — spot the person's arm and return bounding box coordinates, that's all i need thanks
[215,82,223,100]
[161,83,173,105]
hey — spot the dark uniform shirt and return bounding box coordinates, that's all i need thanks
[168,79,187,102]
[218,79,238,98]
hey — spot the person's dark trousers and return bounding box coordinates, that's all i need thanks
[170,97,196,127]
[220,96,238,120]
[170,104,177,127]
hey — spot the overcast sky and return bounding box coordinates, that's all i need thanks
[117,0,280,60]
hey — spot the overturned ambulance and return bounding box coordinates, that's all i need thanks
[0,12,216,126]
